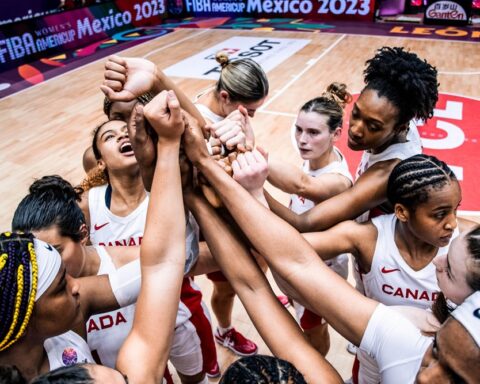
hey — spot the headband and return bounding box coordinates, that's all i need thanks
[34,238,62,301]
[451,291,480,347]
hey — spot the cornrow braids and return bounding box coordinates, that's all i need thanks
[103,92,155,117]
[220,355,306,384]
[0,232,37,352]
[387,154,456,210]
[363,47,438,126]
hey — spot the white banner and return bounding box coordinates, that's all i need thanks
[164,36,311,80]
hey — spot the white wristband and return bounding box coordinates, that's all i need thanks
[108,259,141,307]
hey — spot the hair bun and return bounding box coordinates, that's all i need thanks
[215,51,230,68]
[323,82,352,109]
[29,175,81,201]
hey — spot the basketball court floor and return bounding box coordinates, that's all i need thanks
[0,25,479,381]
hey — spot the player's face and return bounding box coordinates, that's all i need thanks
[86,364,129,383]
[295,111,338,164]
[33,226,86,278]
[95,120,137,171]
[32,264,81,338]
[433,231,474,305]
[109,100,137,122]
[402,181,461,248]
[224,96,266,118]
[416,318,480,384]
[347,89,401,153]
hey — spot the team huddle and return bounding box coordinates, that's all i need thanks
[0,46,479,384]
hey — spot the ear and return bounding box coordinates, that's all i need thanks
[394,121,409,135]
[219,90,230,104]
[331,127,342,143]
[96,159,106,169]
[395,203,410,222]
[79,223,89,245]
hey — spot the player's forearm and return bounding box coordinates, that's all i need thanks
[267,159,303,194]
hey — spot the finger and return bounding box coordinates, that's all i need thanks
[167,90,181,121]
[215,121,241,137]
[104,70,126,83]
[228,152,237,163]
[231,160,241,175]
[103,79,123,92]
[256,146,269,161]
[225,133,245,150]
[238,105,248,117]
[252,148,267,164]
[244,151,256,165]
[224,165,233,176]
[134,104,148,139]
[105,60,127,74]
[106,55,126,67]
[220,130,242,147]
[100,85,135,102]
[237,153,248,169]
[210,146,222,156]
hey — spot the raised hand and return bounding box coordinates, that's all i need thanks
[100,56,157,102]
[232,148,268,194]
[143,90,184,142]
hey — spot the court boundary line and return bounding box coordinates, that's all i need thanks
[0,29,207,102]
[438,71,480,76]
[259,34,346,111]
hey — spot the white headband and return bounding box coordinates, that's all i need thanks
[33,239,62,301]
[451,291,480,347]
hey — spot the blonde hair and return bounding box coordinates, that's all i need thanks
[215,51,269,103]
[300,82,352,132]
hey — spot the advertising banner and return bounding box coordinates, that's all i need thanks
[164,36,311,79]
[182,0,376,22]
[0,0,167,70]
[424,0,472,25]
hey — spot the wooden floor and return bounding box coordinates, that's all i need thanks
[1,28,479,382]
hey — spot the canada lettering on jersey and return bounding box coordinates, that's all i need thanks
[382,284,439,302]
[87,312,128,333]
[98,236,143,247]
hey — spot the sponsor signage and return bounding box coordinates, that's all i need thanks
[182,0,376,21]
[0,0,167,70]
[164,36,310,79]
[424,0,472,25]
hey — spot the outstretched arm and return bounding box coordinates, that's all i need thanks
[187,192,342,384]
[268,158,352,202]
[184,122,378,347]
[117,90,186,383]
[267,159,398,232]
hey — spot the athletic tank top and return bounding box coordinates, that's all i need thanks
[87,247,192,368]
[355,122,422,223]
[289,147,352,278]
[363,214,459,309]
[44,331,94,369]
[194,102,223,124]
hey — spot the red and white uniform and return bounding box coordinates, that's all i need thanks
[364,214,458,309]
[44,331,94,369]
[88,185,217,374]
[289,148,353,329]
[354,213,458,384]
[87,247,202,376]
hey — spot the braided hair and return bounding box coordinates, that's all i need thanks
[12,176,86,243]
[0,232,38,352]
[220,355,306,384]
[300,82,352,133]
[30,364,93,384]
[387,154,456,210]
[363,47,438,126]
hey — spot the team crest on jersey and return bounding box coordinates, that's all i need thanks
[62,347,78,366]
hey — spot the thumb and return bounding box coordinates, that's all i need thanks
[100,85,135,102]
[256,146,269,161]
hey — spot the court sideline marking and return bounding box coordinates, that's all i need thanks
[259,34,346,112]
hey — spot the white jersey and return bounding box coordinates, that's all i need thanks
[356,213,458,384]
[359,304,431,384]
[290,147,352,278]
[87,247,192,368]
[364,214,458,309]
[194,102,223,124]
[44,331,94,369]
[355,121,422,223]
